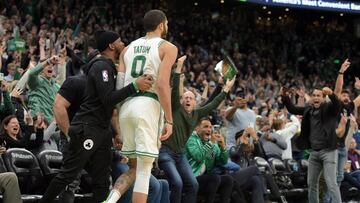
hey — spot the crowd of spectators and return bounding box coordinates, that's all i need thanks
[0,0,359,202]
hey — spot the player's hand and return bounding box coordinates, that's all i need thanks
[135,75,153,91]
[160,123,172,141]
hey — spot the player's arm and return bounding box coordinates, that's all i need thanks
[53,93,71,136]
[111,109,122,149]
[91,61,152,106]
[116,47,128,90]
[158,42,178,140]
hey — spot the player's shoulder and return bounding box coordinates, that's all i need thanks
[159,40,177,51]
[88,57,114,74]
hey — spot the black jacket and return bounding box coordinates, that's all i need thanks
[230,141,266,168]
[1,125,44,150]
[72,57,137,127]
[282,94,341,150]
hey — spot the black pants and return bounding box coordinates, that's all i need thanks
[58,133,82,203]
[40,124,113,203]
[197,174,233,203]
[231,166,265,203]
[262,173,282,200]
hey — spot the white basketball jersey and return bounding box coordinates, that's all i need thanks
[124,37,165,94]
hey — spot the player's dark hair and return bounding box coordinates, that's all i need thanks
[143,10,167,32]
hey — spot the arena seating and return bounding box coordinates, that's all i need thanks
[0,148,93,203]
[254,157,308,201]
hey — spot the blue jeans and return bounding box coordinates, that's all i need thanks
[353,131,360,150]
[323,147,347,203]
[158,147,198,203]
[349,170,360,183]
[111,162,170,203]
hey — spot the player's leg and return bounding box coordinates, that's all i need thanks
[85,128,113,203]
[132,99,161,203]
[107,158,137,203]
[106,114,137,203]
[132,156,155,203]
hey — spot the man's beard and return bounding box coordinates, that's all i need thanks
[161,29,167,39]
[115,47,122,58]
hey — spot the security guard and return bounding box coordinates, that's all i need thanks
[40,30,153,203]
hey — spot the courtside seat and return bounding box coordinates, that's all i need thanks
[268,158,307,199]
[284,159,299,172]
[268,158,288,174]
[3,148,44,194]
[284,159,307,188]
[254,156,273,173]
[37,150,63,180]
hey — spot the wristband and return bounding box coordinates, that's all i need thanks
[165,120,173,125]
[338,72,344,75]
[132,82,139,92]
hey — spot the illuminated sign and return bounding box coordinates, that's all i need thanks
[242,0,360,13]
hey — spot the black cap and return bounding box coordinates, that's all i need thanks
[235,89,246,98]
[94,30,120,52]
[235,130,245,140]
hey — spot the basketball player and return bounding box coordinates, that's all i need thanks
[106,10,177,203]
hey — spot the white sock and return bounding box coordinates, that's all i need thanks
[106,189,121,203]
